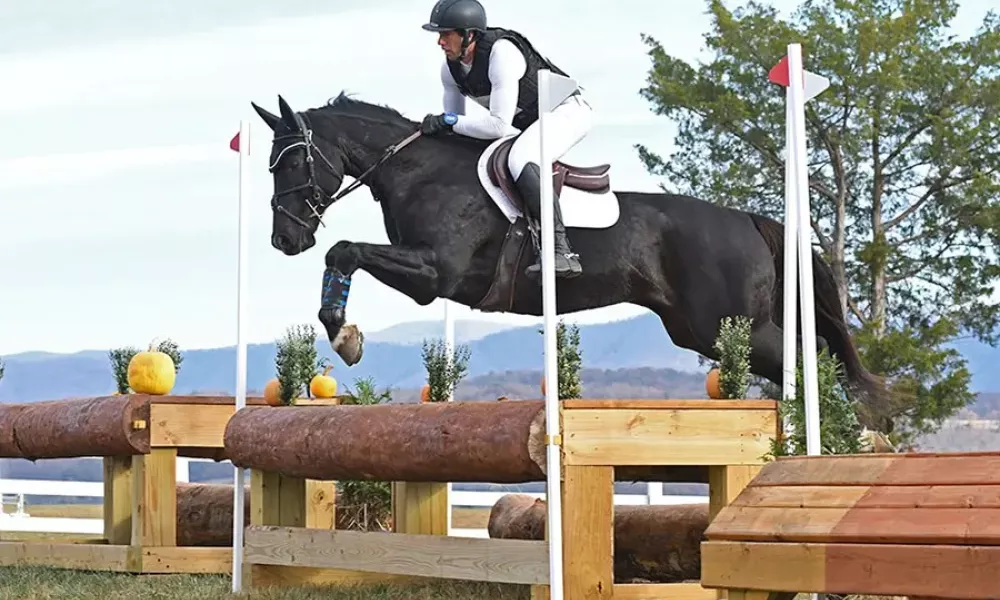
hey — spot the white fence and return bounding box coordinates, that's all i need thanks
[1,456,707,538]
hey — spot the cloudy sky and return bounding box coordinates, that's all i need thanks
[0,0,992,355]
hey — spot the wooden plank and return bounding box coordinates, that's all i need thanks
[248,564,427,588]
[393,482,448,536]
[562,465,613,599]
[752,453,1000,487]
[701,540,1000,599]
[613,582,716,600]
[305,479,336,529]
[0,534,107,544]
[563,408,776,466]
[562,400,778,410]
[244,524,550,585]
[149,403,234,448]
[141,546,233,573]
[706,505,1000,545]
[103,455,133,544]
[147,394,268,406]
[0,542,136,571]
[709,465,760,522]
[733,484,1000,509]
[131,448,177,547]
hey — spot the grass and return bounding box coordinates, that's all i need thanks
[0,568,533,600]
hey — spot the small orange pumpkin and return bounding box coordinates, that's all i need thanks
[420,384,431,403]
[263,378,283,406]
[706,368,723,399]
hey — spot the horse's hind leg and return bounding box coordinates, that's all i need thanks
[744,318,833,392]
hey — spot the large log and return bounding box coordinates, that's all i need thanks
[223,401,710,483]
[224,401,548,483]
[0,395,149,459]
[176,482,250,546]
[488,493,708,583]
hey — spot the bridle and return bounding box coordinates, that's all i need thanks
[268,111,421,230]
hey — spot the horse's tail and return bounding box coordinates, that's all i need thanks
[747,212,891,429]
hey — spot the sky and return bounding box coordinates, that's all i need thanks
[0,0,994,355]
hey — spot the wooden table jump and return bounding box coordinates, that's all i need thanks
[235,398,780,599]
[701,451,1000,600]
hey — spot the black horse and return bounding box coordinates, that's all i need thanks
[250,92,889,427]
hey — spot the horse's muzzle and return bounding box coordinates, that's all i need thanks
[271,231,315,255]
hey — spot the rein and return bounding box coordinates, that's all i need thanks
[268,111,422,229]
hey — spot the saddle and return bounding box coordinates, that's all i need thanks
[487,136,611,208]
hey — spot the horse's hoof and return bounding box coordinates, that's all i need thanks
[333,324,364,365]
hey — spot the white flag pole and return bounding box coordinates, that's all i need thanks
[444,299,455,534]
[538,68,564,600]
[787,43,822,455]
[781,84,799,414]
[230,119,250,593]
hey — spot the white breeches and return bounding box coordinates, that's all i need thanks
[507,94,593,180]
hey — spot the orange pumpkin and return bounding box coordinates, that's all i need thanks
[420,384,431,403]
[540,375,547,397]
[706,368,723,399]
[263,378,283,406]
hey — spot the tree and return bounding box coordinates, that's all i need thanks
[637,0,1000,441]
[274,324,321,404]
[714,315,754,399]
[762,349,865,457]
[337,376,394,531]
[538,320,583,399]
[420,337,472,403]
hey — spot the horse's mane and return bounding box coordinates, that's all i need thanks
[310,90,414,125]
[306,90,494,153]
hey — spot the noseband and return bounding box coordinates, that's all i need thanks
[269,111,422,230]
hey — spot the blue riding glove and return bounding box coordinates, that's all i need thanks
[421,112,458,135]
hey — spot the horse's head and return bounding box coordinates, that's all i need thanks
[251,95,345,256]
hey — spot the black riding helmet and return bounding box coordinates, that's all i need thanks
[422,0,487,32]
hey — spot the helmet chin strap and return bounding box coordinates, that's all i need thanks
[458,29,475,60]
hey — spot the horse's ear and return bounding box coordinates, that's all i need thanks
[277,95,299,130]
[251,101,280,131]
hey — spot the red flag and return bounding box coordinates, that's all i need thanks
[768,56,793,86]
[768,55,830,101]
[229,131,240,152]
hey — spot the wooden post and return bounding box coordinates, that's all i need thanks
[131,447,177,547]
[102,456,132,545]
[561,465,614,600]
[391,482,448,536]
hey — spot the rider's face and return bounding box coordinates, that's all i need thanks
[437,30,468,61]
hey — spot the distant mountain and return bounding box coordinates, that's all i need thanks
[363,319,518,345]
[0,312,997,403]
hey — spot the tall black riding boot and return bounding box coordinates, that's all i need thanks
[516,162,582,280]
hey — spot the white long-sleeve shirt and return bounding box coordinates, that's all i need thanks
[440,38,525,140]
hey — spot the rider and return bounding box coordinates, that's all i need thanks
[419,0,591,279]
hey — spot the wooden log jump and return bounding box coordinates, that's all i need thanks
[230,398,780,599]
[225,399,718,484]
[487,493,709,583]
[0,394,322,575]
[701,451,1000,600]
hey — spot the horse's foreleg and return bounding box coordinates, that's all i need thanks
[319,241,441,365]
